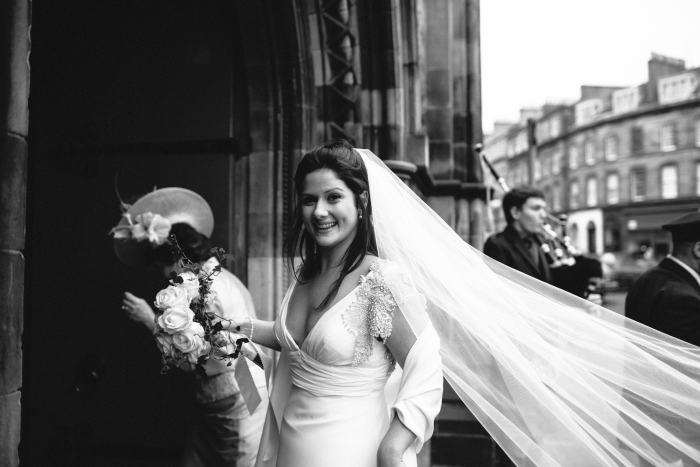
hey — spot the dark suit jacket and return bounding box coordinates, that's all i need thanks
[483,225,552,284]
[625,257,700,347]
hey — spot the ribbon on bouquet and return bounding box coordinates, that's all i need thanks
[233,339,272,415]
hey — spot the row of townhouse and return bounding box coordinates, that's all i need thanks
[484,53,700,261]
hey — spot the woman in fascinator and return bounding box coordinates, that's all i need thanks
[111,188,267,467]
[228,140,700,467]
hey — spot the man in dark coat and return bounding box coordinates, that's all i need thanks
[625,211,700,347]
[484,186,552,284]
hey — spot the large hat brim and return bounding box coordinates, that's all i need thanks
[113,187,214,268]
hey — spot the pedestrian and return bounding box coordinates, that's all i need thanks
[625,211,700,346]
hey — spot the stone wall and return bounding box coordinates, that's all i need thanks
[0,1,30,465]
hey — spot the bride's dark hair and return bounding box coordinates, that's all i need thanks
[285,139,378,311]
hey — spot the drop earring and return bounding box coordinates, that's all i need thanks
[358,209,363,219]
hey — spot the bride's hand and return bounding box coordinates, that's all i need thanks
[215,316,250,335]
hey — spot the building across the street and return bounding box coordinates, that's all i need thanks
[484,53,700,271]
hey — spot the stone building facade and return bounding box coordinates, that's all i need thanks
[484,54,700,260]
[1,1,495,466]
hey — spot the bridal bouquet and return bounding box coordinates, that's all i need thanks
[153,236,263,376]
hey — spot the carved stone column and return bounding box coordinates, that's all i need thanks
[0,1,30,465]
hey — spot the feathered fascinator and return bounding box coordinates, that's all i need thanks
[110,187,214,268]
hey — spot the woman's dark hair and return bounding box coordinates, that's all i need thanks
[502,186,545,225]
[145,223,213,265]
[284,139,378,311]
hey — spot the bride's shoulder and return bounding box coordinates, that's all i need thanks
[363,258,417,293]
[365,257,405,276]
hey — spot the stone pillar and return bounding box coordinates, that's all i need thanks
[0,1,30,466]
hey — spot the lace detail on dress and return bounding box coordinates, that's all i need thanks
[342,259,422,371]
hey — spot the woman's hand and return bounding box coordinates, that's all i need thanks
[122,292,157,332]
[377,417,413,467]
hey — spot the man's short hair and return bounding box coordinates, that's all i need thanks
[502,186,545,225]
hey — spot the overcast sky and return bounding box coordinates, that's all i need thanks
[480,0,700,134]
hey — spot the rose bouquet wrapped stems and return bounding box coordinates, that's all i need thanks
[152,238,263,376]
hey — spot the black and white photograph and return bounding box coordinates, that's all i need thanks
[2,1,700,466]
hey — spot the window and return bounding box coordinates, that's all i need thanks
[631,169,645,201]
[606,173,620,204]
[631,126,644,154]
[534,157,542,181]
[586,177,598,207]
[696,162,700,196]
[661,123,676,152]
[543,155,551,177]
[695,119,700,147]
[553,183,562,212]
[553,149,562,175]
[604,135,618,161]
[661,165,678,199]
[570,180,580,209]
[569,146,579,170]
[584,140,596,166]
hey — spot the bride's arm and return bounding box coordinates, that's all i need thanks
[378,308,419,467]
[378,417,415,467]
[223,318,281,351]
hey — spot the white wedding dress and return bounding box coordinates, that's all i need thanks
[255,259,443,467]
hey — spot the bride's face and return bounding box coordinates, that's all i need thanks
[301,168,360,252]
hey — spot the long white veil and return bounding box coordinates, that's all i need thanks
[355,148,700,467]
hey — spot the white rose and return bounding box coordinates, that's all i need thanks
[174,271,200,301]
[155,332,174,354]
[157,305,194,334]
[172,322,209,355]
[154,285,190,311]
[186,340,213,364]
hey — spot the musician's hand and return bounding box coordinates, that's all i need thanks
[122,292,156,331]
[586,293,603,306]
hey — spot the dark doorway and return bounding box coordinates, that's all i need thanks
[587,221,596,254]
[23,2,249,465]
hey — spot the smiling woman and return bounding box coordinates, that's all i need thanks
[289,140,377,312]
[301,170,361,252]
[222,140,443,467]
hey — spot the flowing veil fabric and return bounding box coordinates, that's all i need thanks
[355,149,700,467]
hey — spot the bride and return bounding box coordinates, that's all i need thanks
[231,140,700,467]
[229,140,442,467]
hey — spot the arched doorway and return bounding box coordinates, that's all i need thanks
[22,1,302,464]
